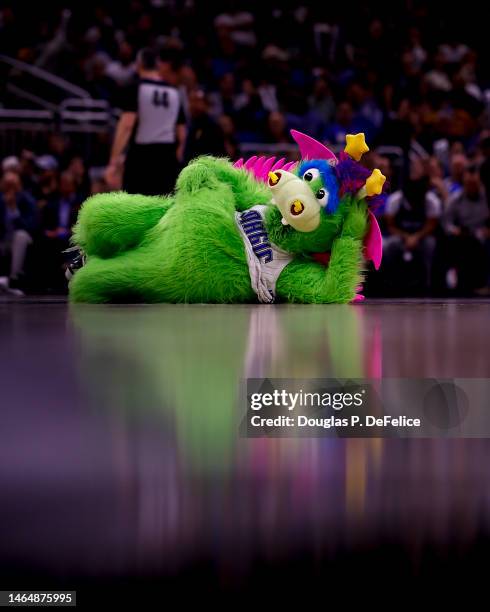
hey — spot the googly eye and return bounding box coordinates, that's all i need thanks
[302,168,320,182]
[315,188,329,207]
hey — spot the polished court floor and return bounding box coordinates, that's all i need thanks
[1,299,490,595]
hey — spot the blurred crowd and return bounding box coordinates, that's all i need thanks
[0,146,103,293]
[0,1,489,295]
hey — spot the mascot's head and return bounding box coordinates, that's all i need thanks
[265,130,386,255]
[267,158,339,232]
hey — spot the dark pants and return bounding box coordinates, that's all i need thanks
[0,229,33,279]
[35,235,71,292]
[123,143,179,196]
[383,234,436,293]
[441,234,490,292]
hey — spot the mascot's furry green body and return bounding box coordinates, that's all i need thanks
[69,131,385,304]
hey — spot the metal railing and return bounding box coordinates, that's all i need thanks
[59,98,115,133]
[0,105,115,159]
[0,54,115,157]
[0,54,90,111]
[0,109,55,157]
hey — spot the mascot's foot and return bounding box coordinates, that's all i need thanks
[64,246,86,281]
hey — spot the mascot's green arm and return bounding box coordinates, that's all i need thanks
[72,191,173,258]
[175,156,271,210]
[276,201,368,304]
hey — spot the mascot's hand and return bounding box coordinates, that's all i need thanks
[341,200,368,242]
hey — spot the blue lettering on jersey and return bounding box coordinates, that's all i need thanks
[238,209,273,264]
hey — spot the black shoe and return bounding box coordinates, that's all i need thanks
[63,246,86,280]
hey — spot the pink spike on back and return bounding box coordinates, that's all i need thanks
[234,155,297,183]
[244,156,258,170]
[272,157,285,170]
[253,156,266,178]
[290,129,338,165]
[260,157,275,180]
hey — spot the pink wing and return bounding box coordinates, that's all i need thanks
[352,213,383,302]
[233,156,296,183]
[364,211,383,270]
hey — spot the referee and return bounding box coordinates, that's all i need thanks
[105,48,187,196]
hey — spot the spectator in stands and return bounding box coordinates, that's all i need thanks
[425,49,452,93]
[40,171,81,242]
[479,136,490,197]
[184,89,226,162]
[428,156,450,207]
[323,101,375,147]
[383,158,442,292]
[308,77,335,126]
[217,114,238,160]
[443,165,489,293]
[406,26,428,70]
[34,158,59,211]
[104,47,187,195]
[444,153,467,199]
[19,150,38,196]
[266,111,290,145]
[346,80,383,134]
[66,155,90,198]
[1,156,21,174]
[105,40,135,87]
[233,77,268,143]
[208,73,238,120]
[440,37,470,65]
[0,171,37,292]
[39,171,82,290]
[86,54,115,101]
[282,87,324,141]
[45,133,70,168]
[380,99,414,152]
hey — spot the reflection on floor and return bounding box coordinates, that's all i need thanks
[1,299,490,584]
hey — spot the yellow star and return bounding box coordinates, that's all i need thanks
[344,133,369,161]
[365,168,386,197]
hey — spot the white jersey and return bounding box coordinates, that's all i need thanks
[235,205,293,303]
[122,78,185,145]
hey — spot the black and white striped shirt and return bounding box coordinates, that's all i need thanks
[121,78,186,145]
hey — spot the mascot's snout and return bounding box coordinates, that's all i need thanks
[268,170,321,232]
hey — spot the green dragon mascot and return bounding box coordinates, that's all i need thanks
[68,130,385,304]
